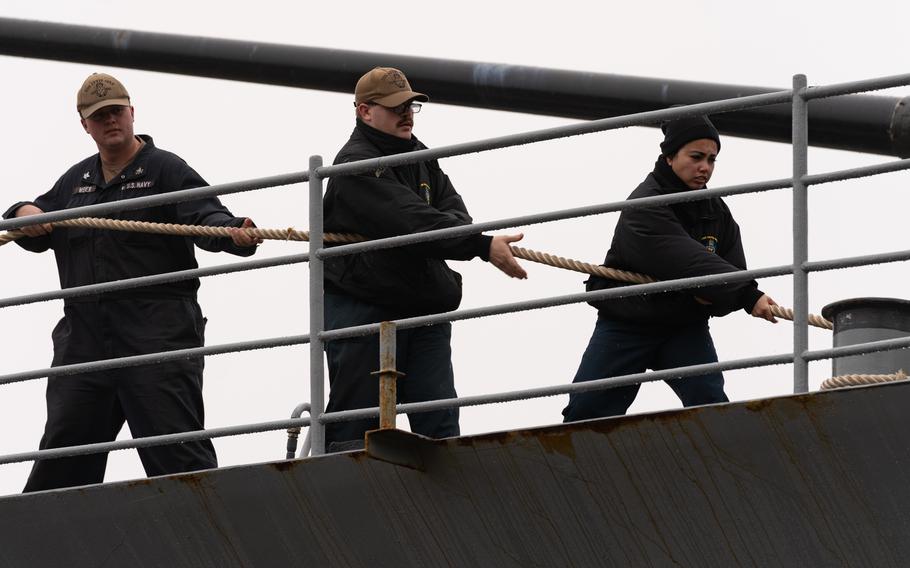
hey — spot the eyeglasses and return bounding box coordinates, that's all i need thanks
[368,101,422,115]
[87,105,127,122]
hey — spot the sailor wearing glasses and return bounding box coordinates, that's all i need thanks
[322,67,527,452]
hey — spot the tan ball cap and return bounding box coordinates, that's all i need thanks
[77,73,131,119]
[354,67,428,107]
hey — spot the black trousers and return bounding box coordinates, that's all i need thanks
[24,298,217,492]
[562,316,728,422]
[324,292,460,452]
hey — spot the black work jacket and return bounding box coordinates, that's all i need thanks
[3,135,255,303]
[587,159,764,325]
[323,122,491,316]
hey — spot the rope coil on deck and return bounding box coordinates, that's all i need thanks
[1,217,833,329]
[820,370,908,390]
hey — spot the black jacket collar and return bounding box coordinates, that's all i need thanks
[355,119,419,155]
[650,156,702,195]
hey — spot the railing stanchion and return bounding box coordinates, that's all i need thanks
[308,155,326,454]
[792,74,810,393]
[372,321,403,430]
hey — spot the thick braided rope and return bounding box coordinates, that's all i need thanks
[821,370,908,390]
[765,305,833,330]
[1,217,832,329]
[510,246,655,285]
[508,246,831,329]
[0,218,362,245]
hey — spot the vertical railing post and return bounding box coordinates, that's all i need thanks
[372,321,403,430]
[308,155,326,454]
[792,74,810,393]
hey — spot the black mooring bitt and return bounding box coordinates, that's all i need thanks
[823,297,910,376]
[0,18,908,157]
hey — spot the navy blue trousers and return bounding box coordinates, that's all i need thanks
[324,293,460,452]
[562,316,728,422]
[24,298,217,493]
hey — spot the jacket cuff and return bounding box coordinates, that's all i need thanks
[477,234,494,262]
[3,201,34,220]
[741,286,765,314]
[214,216,258,256]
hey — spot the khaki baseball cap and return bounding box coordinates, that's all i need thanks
[354,67,428,107]
[77,73,131,119]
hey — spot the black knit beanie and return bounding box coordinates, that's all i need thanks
[659,115,721,157]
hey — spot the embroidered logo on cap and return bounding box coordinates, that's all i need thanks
[87,79,112,99]
[384,69,406,88]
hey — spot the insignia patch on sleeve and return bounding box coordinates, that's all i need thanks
[701,235,718,253]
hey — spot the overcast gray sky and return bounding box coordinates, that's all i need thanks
[1,1,908,495]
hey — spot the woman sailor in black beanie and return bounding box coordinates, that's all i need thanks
[562,115,778,421]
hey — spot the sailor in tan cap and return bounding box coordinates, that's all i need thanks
[320,67,527,452]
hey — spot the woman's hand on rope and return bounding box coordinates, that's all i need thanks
[229,218,263,248]
[751,294,779,323]
[14,204,53,237]
[489,233,528,279]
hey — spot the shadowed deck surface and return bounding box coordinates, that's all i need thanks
[1,382,908,567]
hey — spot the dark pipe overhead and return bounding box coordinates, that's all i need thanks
[1,18,908,157]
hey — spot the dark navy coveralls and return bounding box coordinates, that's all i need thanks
[4,135,256,492]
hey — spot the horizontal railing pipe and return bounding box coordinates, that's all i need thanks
[320,335,910,424]
[802,73,910,100]
[805,335,910,362]
[0,334,310,386]
[0,171,308,232]
[0,253,309,309]
[0,98,794,235]
[0,417,312,466]
[319,92,793,179]
[320,352,796,424]
[802,157,910,186]
[321,264,794,342]
[8,332,910,464]
[320,178,793,259]
[805,248,910,273]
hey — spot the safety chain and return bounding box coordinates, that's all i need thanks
[820,370,908,390]
[1,217,833,329]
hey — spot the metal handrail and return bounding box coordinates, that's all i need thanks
[802,73,910,100]
[2,72,909,467]
[0,91,792,234]
[0,171,308,232]
[7,327,910,465]
[0,253,309,309]
[0,334,310,386]
[0,265,789,387]
[0,417,313,466]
